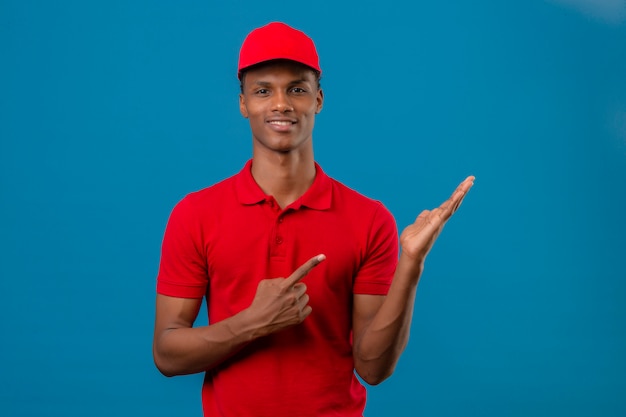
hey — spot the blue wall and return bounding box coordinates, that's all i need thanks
[1,1,625,416]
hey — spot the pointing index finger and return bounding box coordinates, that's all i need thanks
[283,254,326,289]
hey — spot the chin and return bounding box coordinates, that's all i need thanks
[256,137,308,153]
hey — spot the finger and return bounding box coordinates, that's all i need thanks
[292,282,307,298]
[450,176,474,211]
[454,176,475,199]
[430,207,447,221]
[283,254,326,289]
[439,176,475,215]
[300,305,313,320]
[451,176,475,198]
[414,209,430,223]
[296,293,310,308]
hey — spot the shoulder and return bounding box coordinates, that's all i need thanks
[164,173,241,230]
[176,173,238,210]
[322,175,397,240]
[328,176,393,218]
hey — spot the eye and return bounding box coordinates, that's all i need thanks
[254,88,270,95]
[290,87,307,94]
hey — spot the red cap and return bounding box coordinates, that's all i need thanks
[238,22,321,79]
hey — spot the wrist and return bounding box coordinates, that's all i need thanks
[228,308,263,342]
[397,252,425,279]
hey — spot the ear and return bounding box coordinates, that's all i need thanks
[239,93,248,118]
[315,88,324,114]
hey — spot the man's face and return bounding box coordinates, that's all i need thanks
[239,61,323,154]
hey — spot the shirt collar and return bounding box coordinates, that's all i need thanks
[235,159,332,210]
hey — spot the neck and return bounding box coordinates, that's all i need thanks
[251,149,316,209]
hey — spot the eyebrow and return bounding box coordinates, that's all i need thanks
[252,78,309,87]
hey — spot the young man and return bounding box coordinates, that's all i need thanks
[153,22,474,417]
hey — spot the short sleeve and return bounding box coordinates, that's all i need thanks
[156,196,209,299]
[353,203,398,295]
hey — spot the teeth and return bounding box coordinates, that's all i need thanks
[269,121,292,126]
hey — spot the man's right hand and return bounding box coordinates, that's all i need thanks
[153,254,325,376]
[244,254,326,338]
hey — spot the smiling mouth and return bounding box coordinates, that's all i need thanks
[268,120,295,126]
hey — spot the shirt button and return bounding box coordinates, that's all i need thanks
[275,237,283,245]
[278,217,283,223]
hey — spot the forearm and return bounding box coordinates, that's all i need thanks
[153,308,259,376]
[353,253,423,385]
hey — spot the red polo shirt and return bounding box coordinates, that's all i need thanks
[157,160,398,417]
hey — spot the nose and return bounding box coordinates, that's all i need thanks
[271,91,293,113]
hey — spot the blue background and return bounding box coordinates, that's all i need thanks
[1,0,625,416]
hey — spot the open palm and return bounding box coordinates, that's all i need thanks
[400,176,475,262]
